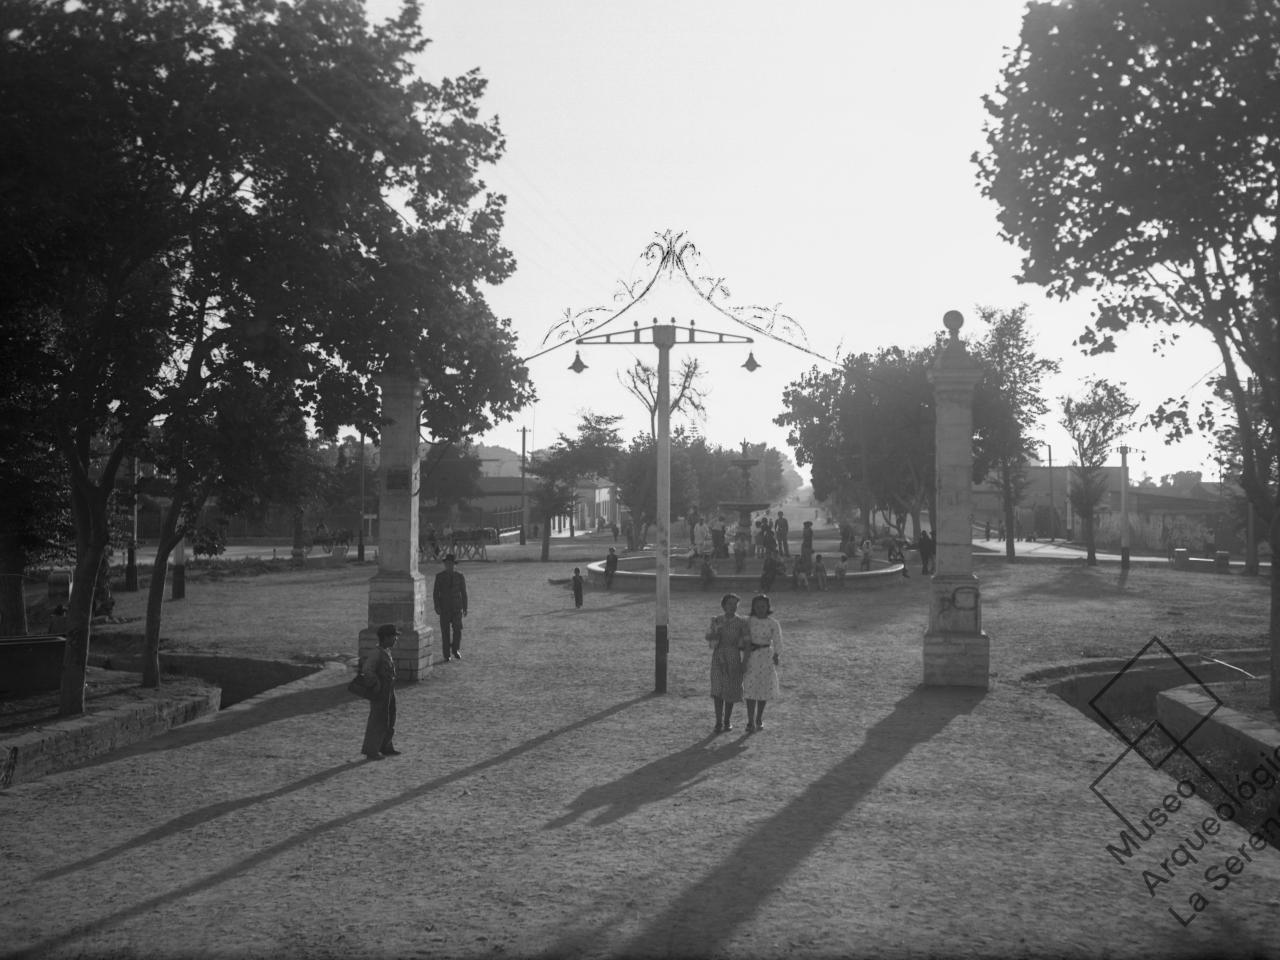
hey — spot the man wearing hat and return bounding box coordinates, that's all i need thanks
[433,553,469,662]
[361,624,399,760]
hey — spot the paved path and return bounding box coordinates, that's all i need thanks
[3,558,1278,958]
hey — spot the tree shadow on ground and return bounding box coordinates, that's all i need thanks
[1004,564,1129,600]
[14,694,651,959]
[544,734,749,828]
[537,684,986,959]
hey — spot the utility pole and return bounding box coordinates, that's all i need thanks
[1046,444,1055,542]
[1119,445,1130,570]
[357,430,366,562]
[519,426,528,546]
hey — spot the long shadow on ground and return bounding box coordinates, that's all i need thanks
[537,684,986,959]
[544,734,749,828]
[7,694,651,960]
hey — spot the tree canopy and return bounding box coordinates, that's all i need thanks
[976,0,1280,702]
[0,0,531,712]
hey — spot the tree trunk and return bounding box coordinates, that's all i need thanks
[1003,500,1018,563]
[142,500,184,687]
[0,534,28,637]
[1269,509,1279,714]
[540,512,552,562]
[58,547,101,716]
[1084,510,1097,566]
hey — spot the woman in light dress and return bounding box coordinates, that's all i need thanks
[742,593,781,733]
[705,593,748,733]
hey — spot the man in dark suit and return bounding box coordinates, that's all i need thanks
[433,554,468,662]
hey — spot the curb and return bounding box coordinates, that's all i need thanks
[0,678,221,790]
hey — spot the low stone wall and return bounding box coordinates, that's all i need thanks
[89,652,321,708]
[1157,683,1280,771]
[584,556,907,592]
[0,677,220,789]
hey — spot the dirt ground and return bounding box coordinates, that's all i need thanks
[4,542,1280,959]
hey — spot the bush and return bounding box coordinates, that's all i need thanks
[190,524,227,558]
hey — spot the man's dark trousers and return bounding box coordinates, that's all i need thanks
[440,612,463,659]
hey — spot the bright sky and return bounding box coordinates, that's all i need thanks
[373,0,1227,485]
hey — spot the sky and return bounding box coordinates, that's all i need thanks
[370,0,1228,485]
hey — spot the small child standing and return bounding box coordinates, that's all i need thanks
[812,554,828,590]
[834,554,848,587]
[572,567,585,608]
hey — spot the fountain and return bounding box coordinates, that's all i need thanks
[718,440,773,533]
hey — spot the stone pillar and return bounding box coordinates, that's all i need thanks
[923,311,989,689]
[358,367,432,679]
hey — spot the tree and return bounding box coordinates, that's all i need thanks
[972,305,1061,561]
[527,415,623,559]
[1061,380,1137,566]
[613,433,698,550]
[976,0,1280,705]
[777,346,937,539]
[0,0,530,714]
[619,356,709,439]
[419,444,484,511]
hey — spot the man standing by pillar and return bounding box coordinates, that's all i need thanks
[433,554,468,662]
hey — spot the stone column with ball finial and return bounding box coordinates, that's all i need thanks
[358,363,433,679]
[923,310,989,689]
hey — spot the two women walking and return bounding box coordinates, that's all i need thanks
[705,592,782,735]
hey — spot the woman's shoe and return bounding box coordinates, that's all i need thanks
[723,722,733,732]
[365,753,385,761]
[746,723,756,734]
[714,722,723,733]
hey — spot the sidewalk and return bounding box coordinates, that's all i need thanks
[2,559,1278,958]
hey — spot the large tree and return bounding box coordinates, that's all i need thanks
[777,346,937,539]
[1061,379,1138,566]
[976,0,1280,704]
[1,0,530,713]
[972,304,1061,561]
[527,414,623,559]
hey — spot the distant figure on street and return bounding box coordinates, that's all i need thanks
[919,531,935,575]
[812,554,828,590]
[360,624,399,761]
[800,520,814,571]
[859,538,873,571]
[433,554,468,661]
[611,521,619,542]
[733,533,748,573]
[984,520,991,540]
[699,554,717,590]
[887,540,909,577]
[572,567,584,608]
[834,554,848,586]
[604,547,618,588]
[760,550,782,593]
[775,511,790,557]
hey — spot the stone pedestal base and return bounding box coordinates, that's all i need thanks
[923,630,990,689]
[360,572,432,680]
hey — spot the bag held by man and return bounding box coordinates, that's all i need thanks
[347,672,379,700]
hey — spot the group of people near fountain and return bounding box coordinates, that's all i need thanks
[705,592,782,734]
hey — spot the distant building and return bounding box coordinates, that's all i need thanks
[973,465,1243,553]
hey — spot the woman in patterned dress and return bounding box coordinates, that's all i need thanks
[742,594,781,733]
[705,593,748,733]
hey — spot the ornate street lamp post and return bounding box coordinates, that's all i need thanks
[573,318,753,693]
